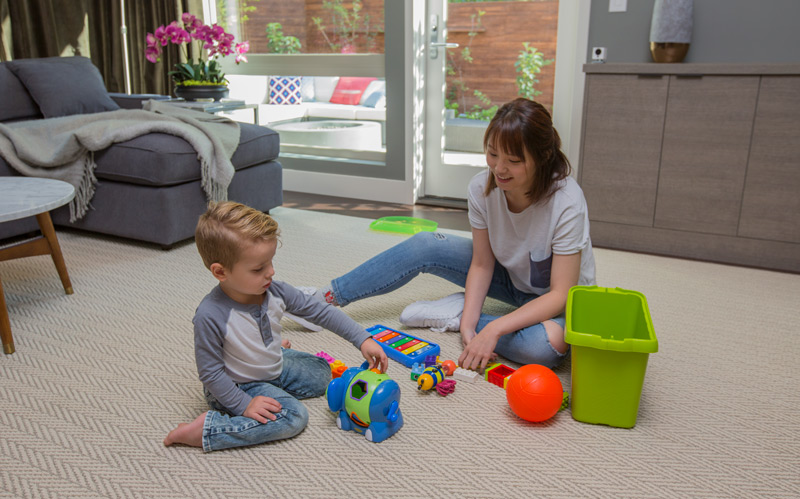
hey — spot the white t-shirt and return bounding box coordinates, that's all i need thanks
[467,170,596,295]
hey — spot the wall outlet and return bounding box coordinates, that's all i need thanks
[609,0,627,12]
[592,47,606,63]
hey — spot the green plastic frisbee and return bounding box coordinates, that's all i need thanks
[369,216,438,235]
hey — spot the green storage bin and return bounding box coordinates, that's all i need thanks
[565,286,658,428]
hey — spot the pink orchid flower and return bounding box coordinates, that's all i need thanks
[235,42,249,64]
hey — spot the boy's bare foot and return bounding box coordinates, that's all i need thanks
[164,412,206,448]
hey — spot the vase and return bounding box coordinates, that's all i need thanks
[174,84,229,102]
[649,0,693,63]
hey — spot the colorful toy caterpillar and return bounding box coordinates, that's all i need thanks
[326,362,403,443]
[417,365,445,391]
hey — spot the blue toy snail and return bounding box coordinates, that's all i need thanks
[326,361,403,443]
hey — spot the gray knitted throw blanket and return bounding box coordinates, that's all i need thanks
[0,100,240,221]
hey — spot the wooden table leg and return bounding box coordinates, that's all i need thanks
[0,277,14,354]
[35,212,73,295]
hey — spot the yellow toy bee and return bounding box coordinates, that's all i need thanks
[417,365,445,391]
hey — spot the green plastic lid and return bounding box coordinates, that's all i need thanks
[369,216,438,235]
[565,286,658,353]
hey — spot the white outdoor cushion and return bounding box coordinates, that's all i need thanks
[313,76,340,103]
[259,103,310,124]
[300,77,315,102]
[354,107,386,121]
[305,102,358,120]
[226,75,269,104]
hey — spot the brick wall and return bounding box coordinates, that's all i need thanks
[238,0,558,112]
[241,0,385,54]
[447,1,558,113]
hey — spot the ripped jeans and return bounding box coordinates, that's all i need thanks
[331,231,568,368]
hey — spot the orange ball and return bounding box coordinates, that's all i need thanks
[441,360,457,376]
[505,364,563,422]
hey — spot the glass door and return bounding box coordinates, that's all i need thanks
[423,0,562,200]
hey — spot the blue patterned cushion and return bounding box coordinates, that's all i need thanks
[269,76,302,105]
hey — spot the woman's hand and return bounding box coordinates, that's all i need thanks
[360,338,389,373]
[460,327,477,349]
[458,327,499,371]
[243,395,282,424]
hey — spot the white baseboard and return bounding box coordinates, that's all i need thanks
[282,169,415,205]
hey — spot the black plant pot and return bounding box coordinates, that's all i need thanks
[174,85,229,102]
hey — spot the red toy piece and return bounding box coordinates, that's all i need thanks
[435,379,457,396]
[485,364,517,388]
[505,364,564,422]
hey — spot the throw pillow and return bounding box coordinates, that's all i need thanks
[5,56,120,118]
[363,90,386,109]
[329,77,377,106]
[268,76,303,105]
[312,76,340,103]
[359,79,385,105]
[0,64,41,121]
[300,77,315,102]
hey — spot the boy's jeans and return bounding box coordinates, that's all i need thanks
[201,349,330,452]
[331,231,568,368]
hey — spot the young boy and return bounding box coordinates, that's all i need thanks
[164,201,388,451]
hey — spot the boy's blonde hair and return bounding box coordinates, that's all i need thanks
[195,201,280,269]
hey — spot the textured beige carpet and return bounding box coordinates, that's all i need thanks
[1,207,798,498]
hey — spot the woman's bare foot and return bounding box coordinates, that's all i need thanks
[164,412,206,448]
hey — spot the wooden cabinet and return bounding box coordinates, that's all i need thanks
[738,76,800,244]
[579,64,800,272]
[580,74,667,227]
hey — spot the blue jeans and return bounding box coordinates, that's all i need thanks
[201,349,330,452]
[331,232,568,368]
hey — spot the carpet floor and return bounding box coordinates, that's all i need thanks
[1,207,798,498]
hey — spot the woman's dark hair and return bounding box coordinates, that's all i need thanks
[482,98,571,204]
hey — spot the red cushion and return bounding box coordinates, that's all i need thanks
[328,77,377,105]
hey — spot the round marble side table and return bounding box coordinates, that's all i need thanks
[0,177,76,354]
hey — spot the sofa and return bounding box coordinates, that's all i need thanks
[0,56,283,248]
[224,75,386,128]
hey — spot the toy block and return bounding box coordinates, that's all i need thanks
[410,362,425,381]
[316,351,335,364]
[485,363,516,388]
[452,367,480,383]
[330,360,347,378]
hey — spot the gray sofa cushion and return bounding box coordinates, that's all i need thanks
[94,122,280,186]
[0,64,42,122]
[5,56,119,118]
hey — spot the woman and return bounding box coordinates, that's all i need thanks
[311,98,595,370]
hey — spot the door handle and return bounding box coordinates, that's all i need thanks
[430,14,459,59]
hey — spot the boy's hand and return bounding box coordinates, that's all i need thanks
[244,396,282,424]
[281,338,292,349]
[360,338,388,373]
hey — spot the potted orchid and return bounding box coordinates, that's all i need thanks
[145,13,249,101]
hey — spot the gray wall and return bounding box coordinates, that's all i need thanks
[587,0,800,63]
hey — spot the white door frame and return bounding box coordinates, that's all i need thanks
[420,0,592,199]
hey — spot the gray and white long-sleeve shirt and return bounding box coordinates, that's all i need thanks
[193,281,370,416]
